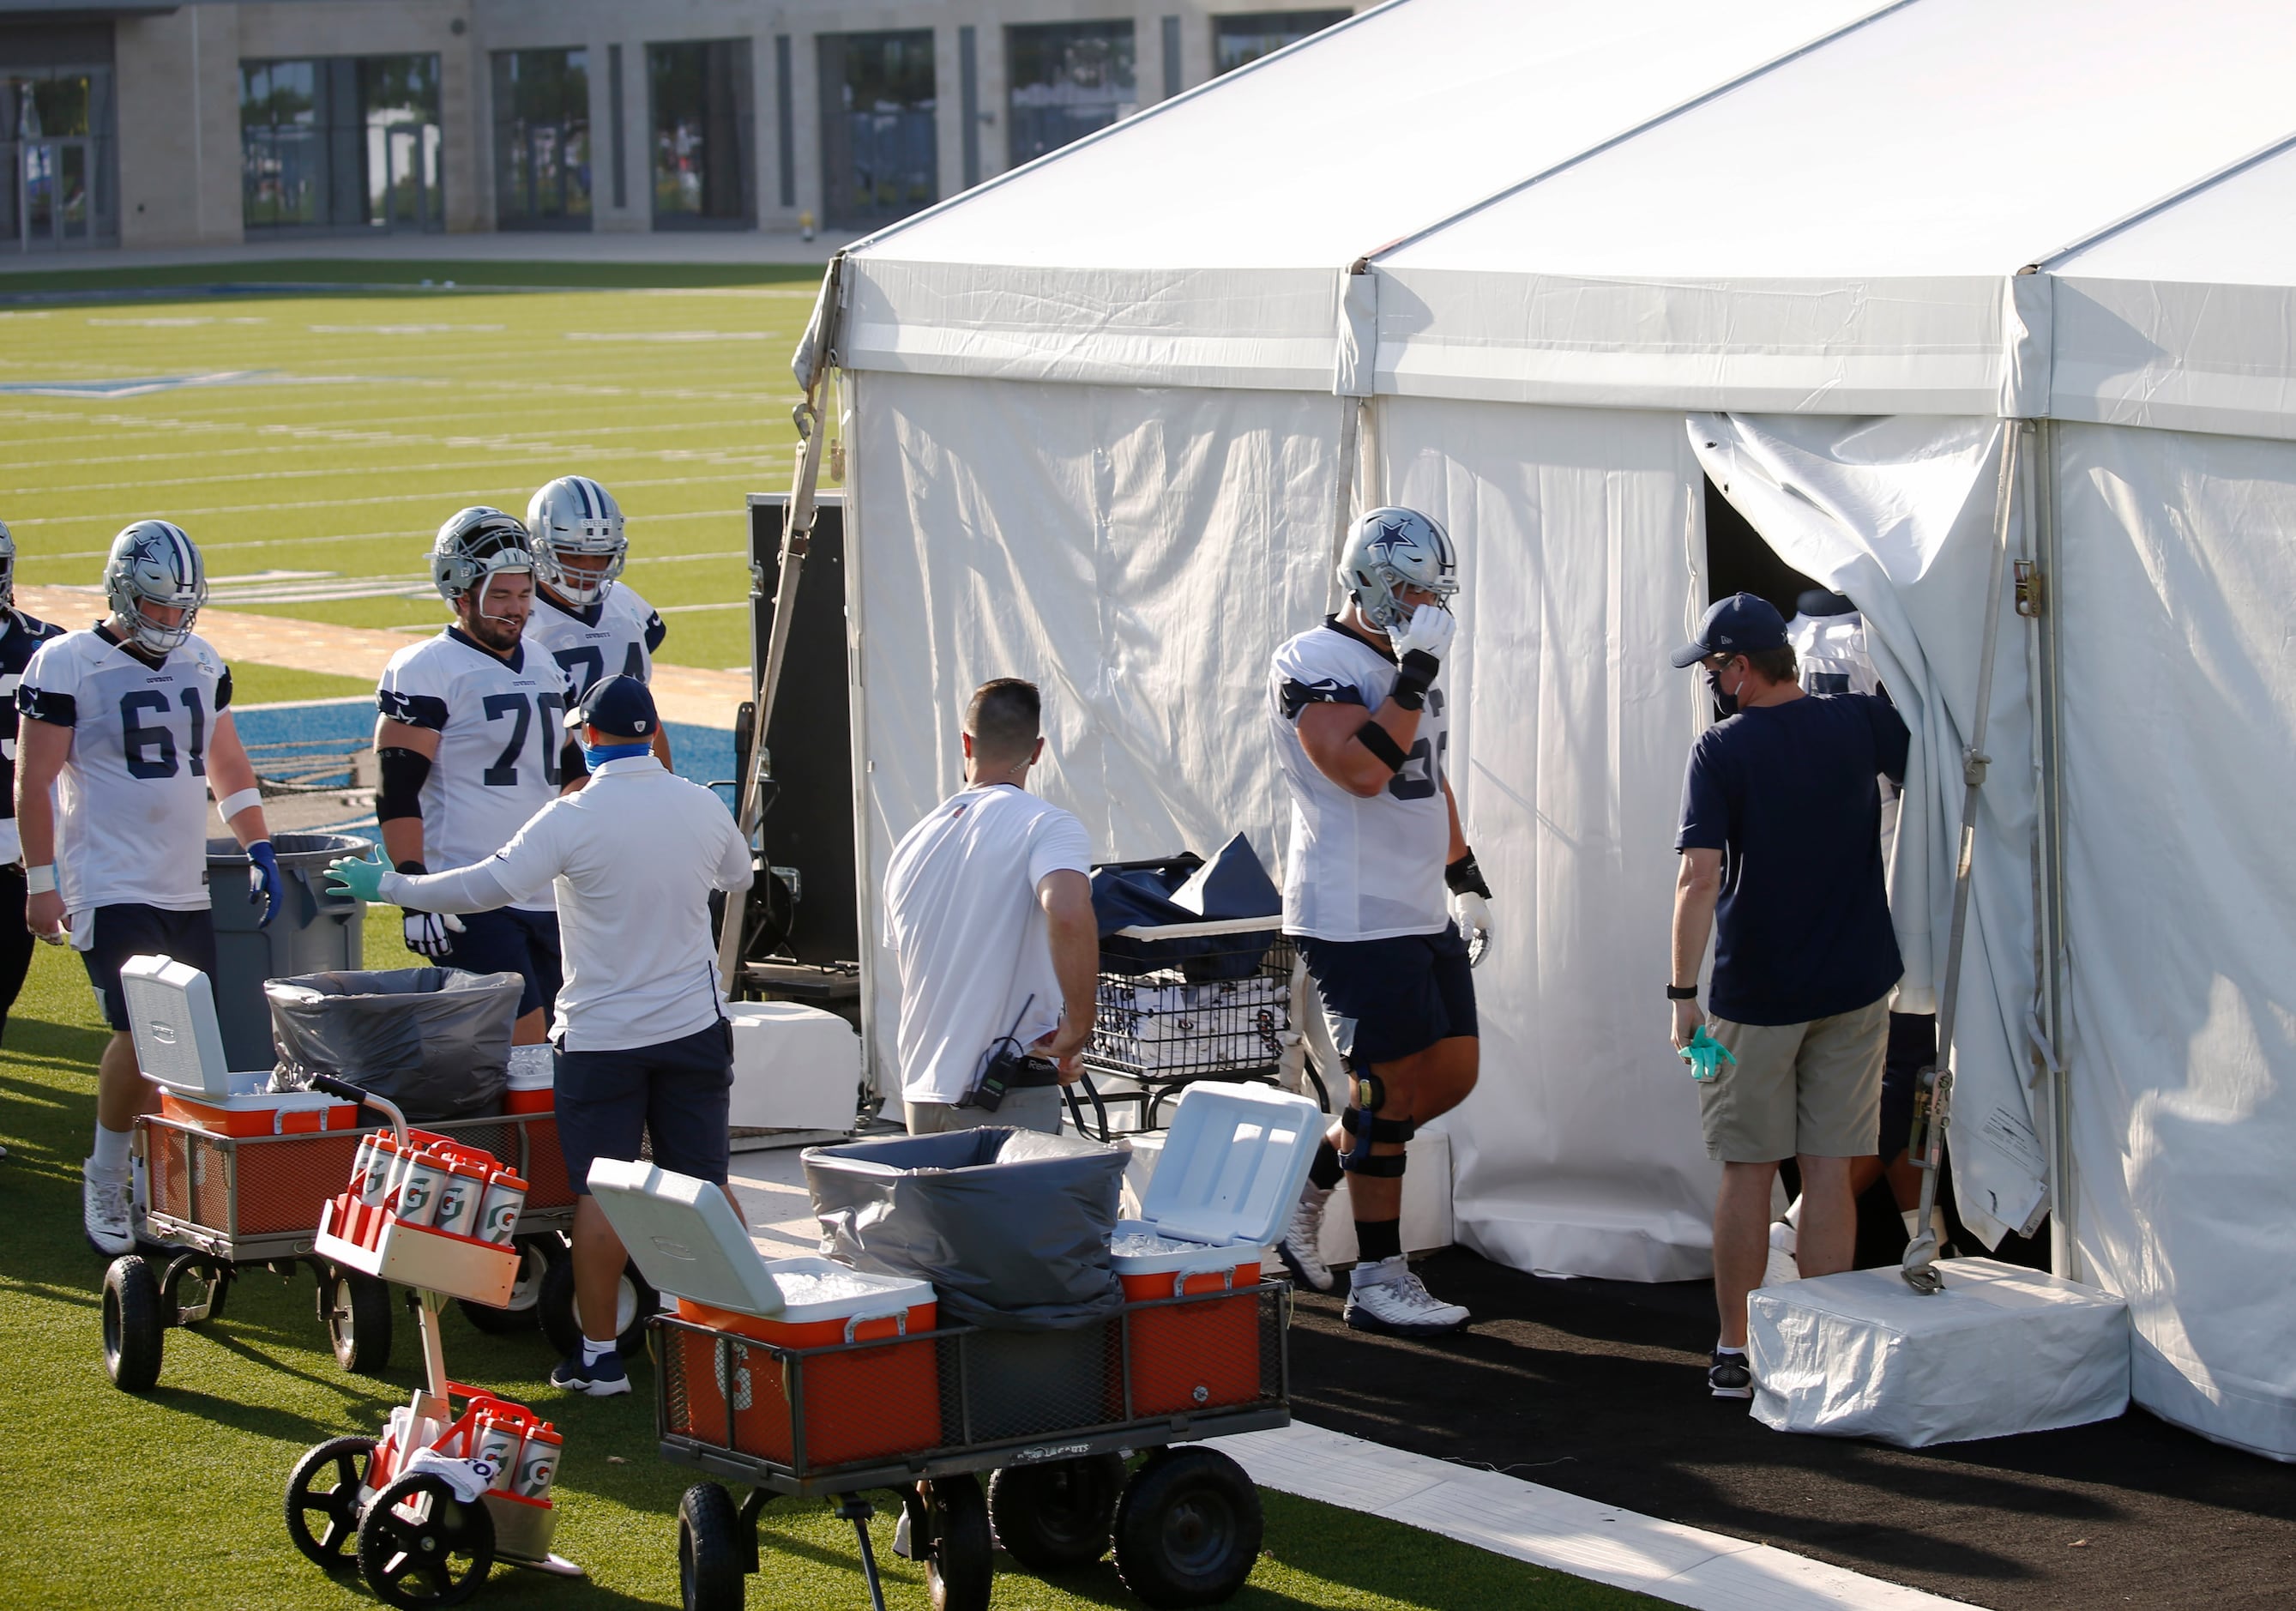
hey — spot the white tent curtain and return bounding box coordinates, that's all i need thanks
[2052,421,2296,1462]
[1379,399,1720,1281]
[1685,413,2046,1249]
[847,371,1344,1068]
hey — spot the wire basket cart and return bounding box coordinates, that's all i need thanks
[654,1277,1292,1611]
[102,1102,576,1392]
[1072,920,1325,1140]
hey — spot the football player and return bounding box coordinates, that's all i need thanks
[374,509,584,1045]
[1268,506,1494,1336]
[0,519,63,1047]
[518,477,672,769]
[15,521,282,1255]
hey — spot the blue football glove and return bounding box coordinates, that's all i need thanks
[323,854,388,904]
[245,839,282,928]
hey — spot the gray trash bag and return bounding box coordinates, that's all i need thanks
[804,1127,1128,1330]
[265,967,521,1123]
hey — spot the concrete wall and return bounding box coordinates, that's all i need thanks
[87,0,1344,246]
[116,7,245,248]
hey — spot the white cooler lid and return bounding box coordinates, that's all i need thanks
[119,955,233,1096]
[1138,1083,1322,1248]
[588,1158,788,1317]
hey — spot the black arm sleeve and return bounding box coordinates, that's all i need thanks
[375,746,433,823]
[559,739,588,783]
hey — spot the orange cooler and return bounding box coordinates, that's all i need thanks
[587,1159,943,1471]
[1109,1083,1323,1418]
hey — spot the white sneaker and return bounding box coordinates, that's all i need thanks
[1763,1220,1800,1286]
[1343,1255,1469,1336]
[1276,1186,1335,1292]
[83,1159,134,1257]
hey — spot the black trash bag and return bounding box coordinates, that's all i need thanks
[804,1127,1127,1330]
[265,967,521,1123]
[1092,833,1281,981]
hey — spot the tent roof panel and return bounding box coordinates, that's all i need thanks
[853,0,1883,273]
[1381,0,2296,281]
[2050,138,2296,286]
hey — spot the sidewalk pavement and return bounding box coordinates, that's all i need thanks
[15,584,746,729]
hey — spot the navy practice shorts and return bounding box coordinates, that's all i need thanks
[440,905,562,1021]
[1877,1011,1937,1160]
[1296,922,1478,1069]
[553,1020,734,1195]
[80,902,219,1033]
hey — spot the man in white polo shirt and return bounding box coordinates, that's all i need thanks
[328,676,751,1397]
[884,678,1097,1136]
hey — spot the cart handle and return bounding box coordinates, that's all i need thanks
[843,1307,911,1343]
[310,1074,407,1145]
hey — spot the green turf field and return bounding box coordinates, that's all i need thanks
[0,904,1661,1611]
[1,260,831,675]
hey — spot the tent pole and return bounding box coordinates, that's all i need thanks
[1901,420,2023,1294]
[2033,421,2079,1280]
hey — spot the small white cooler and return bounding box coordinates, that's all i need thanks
[725,1002,860,1133]
[1747,1258,2131,1447]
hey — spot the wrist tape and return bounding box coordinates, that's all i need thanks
[24,863,55,895]
[1390,649,1440,712]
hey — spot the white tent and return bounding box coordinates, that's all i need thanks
[805,0,2296,1458]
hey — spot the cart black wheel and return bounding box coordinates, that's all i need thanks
[357,1470,495,1608]
[325,1269,395,1374]
[162,1253,230,1327]
[678,1482,748,1611]
[989,1453,1126,1570]
[285,1435,379,1569]
[101,1254,165,1392]
[1113,1447,1263,1608]
[925,1471,994,1611]
[538,1252,660,1358]
[455,1234,560,1336]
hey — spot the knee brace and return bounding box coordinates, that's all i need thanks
[1339,1067,1416,1175]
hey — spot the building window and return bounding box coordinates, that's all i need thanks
[2,67,119,250]
[648,39,754,229]
[1006,21,1135,168]
[817,30,936,228]
[241,54,442,233]
[493,48,589,229]
[1214,10,1351,75]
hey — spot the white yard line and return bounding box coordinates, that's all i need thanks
[1223,1422,1969,1611]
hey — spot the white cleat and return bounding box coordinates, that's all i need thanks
[82,1159,135,1258]
[1276,1185,1335,1292]
[1343,1255,1469,1336]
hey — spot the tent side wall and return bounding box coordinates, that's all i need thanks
[2052,420,2296,1462]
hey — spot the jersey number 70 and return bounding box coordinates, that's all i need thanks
[481,691,568,787]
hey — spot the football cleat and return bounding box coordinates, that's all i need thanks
[1276,1185,1335,1292]
[1343,1255,1469,1336]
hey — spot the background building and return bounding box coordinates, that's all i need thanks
[0,1,1350,251]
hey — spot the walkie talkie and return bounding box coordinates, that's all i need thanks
[967,995,1039,1113]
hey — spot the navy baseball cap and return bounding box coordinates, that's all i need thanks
[1671,592,1789,668]
[565,673,657,735]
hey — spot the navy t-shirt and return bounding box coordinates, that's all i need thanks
[1675,692,1911,1026]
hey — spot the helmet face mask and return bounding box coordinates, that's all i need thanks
[527,476,626,608]
[104,520,207,655]
[0,518,14,613]
[1340,507,1458,636]
[431,507,536,639]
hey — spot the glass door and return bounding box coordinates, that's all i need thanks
[17,137,90,249]
[371,121,426,228]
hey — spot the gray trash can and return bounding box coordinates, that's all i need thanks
[207,832,368,1072]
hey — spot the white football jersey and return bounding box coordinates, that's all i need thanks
[18,624,232,913]
[1268,617,1452,941]
[1789,610,1881,697]
[377,628,575,912]
[520,583,666,700]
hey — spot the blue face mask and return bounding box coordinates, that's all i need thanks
[583,740,650,769]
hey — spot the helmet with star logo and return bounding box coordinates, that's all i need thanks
[102,519,208,654]
[1338,506,1457,635]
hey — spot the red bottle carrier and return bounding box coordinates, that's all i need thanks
[315,1129,526,1307]
[1110,1083,1321,1417]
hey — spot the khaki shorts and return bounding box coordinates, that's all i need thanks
[904,1085,1064,1137]
[1698,998,1889,1162]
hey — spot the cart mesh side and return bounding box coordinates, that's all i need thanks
[658,1284,1289,1487]
[1084,934,1293,1084]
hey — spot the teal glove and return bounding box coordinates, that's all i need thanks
[324,854,388,903]
[1678,1025,1738,1083]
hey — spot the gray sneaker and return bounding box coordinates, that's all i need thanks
[1342,1256,1469,1336]
[82,1159,134,1258]
[1709,1349,1753,1400]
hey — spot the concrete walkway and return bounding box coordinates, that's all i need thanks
[15,583,747,728]
[0,228,859,277]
